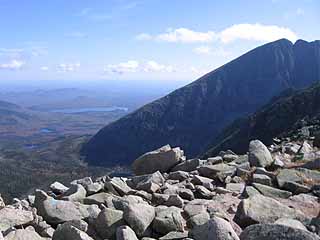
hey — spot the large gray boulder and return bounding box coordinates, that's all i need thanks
[198,164,236,180]
[239,223,320,240]
[152,206,185,235]
[132,145,185,175]
[123,203,155,237]
[34,190,99,224]
[61,184,87,202]
[94,208,125,239]
[116,226,139,240]
[4,229,45,240]
[189,216,239,240]
[249,140,274,168]
[0,207,34,231]
[52,223,94,240]
[277,168,320,191]
[234,194,304,228]
[252,183,292,199]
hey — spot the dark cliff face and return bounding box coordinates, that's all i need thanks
[82,39,320,166]
[203,83,320,158]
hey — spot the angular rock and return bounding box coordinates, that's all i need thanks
[239,223,320,240]
[123,203,155,236]
[189,216,239,240]
[4,229,45,240]
[62,184,87,202]
[86,182,103,195]
[171,158,203,172]
[301,159,320,170]
[105,177,132,196]
[94,208,125,239]
[249,140,274,168]
[159,231,189,240]
[226,183,245,194]
[184,204,207,218]
[53,223,94,240]
[198,164,236,180]
[274,218,307,231]
[0,207,34,232]
[164,194,184,208]
[234,194,304,228]
[168,171,189,181]
[153,206,185,235]
[50,181,69,195]
[83,192,115,207]
[252,174,272,186]
[35,190,99,224]
[116,225,139,240]
[177,188,194,201]
[194,185,213,199]
[132,145,184,175]
[253,183,292,198]
[242,186,260,198]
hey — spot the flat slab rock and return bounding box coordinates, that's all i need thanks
[240,223,320,240]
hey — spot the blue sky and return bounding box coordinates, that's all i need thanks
[0,0,319,83]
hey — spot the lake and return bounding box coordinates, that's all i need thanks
[50,106,128,114]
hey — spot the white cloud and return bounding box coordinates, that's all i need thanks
[156,28,216,43]
[138,24,298,44]
[40,66,49,71]
[104,60,174,74]
[0,59,25,70]
[137,28,216,43]
[143,61,174,73]
[105,60,139,74]
[57,63,81,72]
[220,23,298,43]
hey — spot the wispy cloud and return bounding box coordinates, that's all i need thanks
[57,63,81,72]
[105,60,140,74]
[40,66,49,71]
[104,60,174,74]
[137,23,298,44]
[220,23,298,43]
[0,59,25,70]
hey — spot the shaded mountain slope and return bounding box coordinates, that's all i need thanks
[203,83,320,158]
[83,39,320,166]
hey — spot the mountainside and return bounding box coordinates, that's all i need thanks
[203,83,320,158]
[83,39,320,166]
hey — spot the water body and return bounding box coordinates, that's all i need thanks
[50,106,128,114]
[40,128,54,133]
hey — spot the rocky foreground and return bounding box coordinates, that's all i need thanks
[1,138,320,240]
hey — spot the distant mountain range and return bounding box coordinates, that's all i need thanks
[203,83,320,158]
[82,39,320,166]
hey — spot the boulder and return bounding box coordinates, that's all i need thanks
[0,207,34,231]
[116,225,139,240]
[189,216,239,240]
[105,177,132,196]
[177,188,194,201]
[234,194,304,228]
[164,195,184,208]
[184,204,207,218]
[198,164,236,180]
[50,181,69,195]
[274,218,307,231]
[252,183,292,198]
[168,171,189,181]
[132,145,184,175]
[158,231,189,240]
[194,185,213,199]
[252,174,272,186]
[86,182,103,195]
[152,206,185,235]
[34,190,99,225]
[239,223,320,240]
[123,203,155,237]
[277,168,320,190]
[171,158,203,172]
[4,229,45,240]
[94,208,125,239]
[61,184,87,202]
[249,140,274,168]
[53,223,94,240]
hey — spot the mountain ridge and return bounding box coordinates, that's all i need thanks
[83,39,320,166]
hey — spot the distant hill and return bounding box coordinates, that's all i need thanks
[82,39,320,166]
[0,100,32,126]
[203,83,320,157]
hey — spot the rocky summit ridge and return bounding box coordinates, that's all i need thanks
[1,127,320,239]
